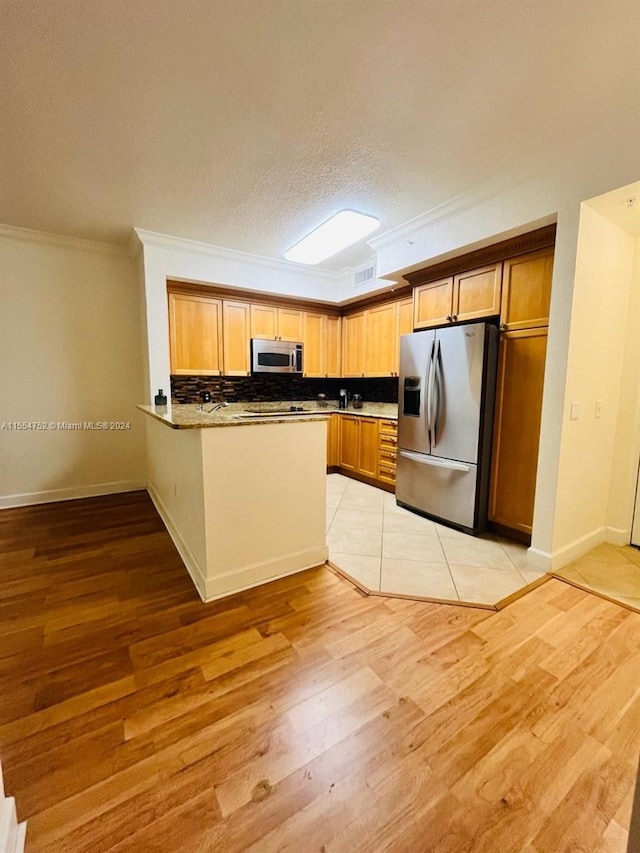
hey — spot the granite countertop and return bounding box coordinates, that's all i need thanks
[138,400,398,429]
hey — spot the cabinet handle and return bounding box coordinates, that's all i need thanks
[499,323,507,332]
[446,315,452,322]
[452,314,458,321]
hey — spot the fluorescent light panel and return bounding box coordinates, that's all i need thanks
[284,210,380,265]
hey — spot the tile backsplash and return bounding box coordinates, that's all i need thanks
[171,375,399,404]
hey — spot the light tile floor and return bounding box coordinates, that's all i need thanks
[552,543,640,612]
[326,474,547,608]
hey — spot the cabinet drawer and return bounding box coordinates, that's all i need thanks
[378,449,397,468]
[378,464,397,485]
[379,433,398,452]
[379,419,398,435]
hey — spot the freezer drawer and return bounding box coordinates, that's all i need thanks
[395,449,479,531]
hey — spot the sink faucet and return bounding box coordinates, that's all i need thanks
[207,400,229,414]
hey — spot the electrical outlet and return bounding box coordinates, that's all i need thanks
[570,402,581,421]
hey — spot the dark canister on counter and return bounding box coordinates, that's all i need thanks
[352,394,363,409]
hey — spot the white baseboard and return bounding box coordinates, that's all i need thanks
[202,546,329,602]
[146,482,207,601]
[605,526,630,546]
[0,480,146,509]
[529,526,606,572]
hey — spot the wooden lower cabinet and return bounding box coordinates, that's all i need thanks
[337,415,379,480]
[378,418,398,485]
[332,415,399,490]
[326,414,341,467]
[489,327,548,535]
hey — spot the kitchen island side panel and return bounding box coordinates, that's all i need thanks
[144,416,208,598]
[200,420,328,599]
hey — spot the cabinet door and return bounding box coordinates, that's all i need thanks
[342,311,367,377]
[500,249,554,331]
[489,328,548,534]
[339,416,360,470]
[358,417,379,477]
[324,315,342,377]
[413,278,454,329]
[454,263,502,322]
[303,312,325,377]
[364,302,397,377]
[222,300,251,375]
[396,297,413,374]
[250,304,277,339]
[327,414,341,467]
[168,293,223,375]
[277,307,304,341]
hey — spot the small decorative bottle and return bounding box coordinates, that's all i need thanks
[154,389,167,406]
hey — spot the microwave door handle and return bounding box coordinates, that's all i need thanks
[290,352,294,370]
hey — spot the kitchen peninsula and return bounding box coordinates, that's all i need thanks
[139,403,329,601]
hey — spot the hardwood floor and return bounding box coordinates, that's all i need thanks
[1,491,639,852]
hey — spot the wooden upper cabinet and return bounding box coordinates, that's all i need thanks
[365,302,398,377]
[396,297,413,374]
[398,297,413,337]
[500,248,554,331]
[413,277,454,329]
[168,293,223,375]
[342,311,367,377]
[222,300,251,375]
[489,327,548,535]
[302,312,325,377]
[413,263,502,329]
[303,312,342,378]
[454,263,502,322]
[250,304,277,339]
[277,307,304,341]
[324,315,341,377]
[250,304,303,341]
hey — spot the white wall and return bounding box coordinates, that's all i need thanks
[606,235,640,541]
[0,228,146,507]
[550,206,636,560]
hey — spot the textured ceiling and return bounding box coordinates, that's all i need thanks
[1,0,638,270]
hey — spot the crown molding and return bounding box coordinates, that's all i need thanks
[0,223,129,257]
[134,228,346,281]
[367,176,517,255]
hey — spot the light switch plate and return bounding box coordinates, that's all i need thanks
[595,399,603,419]
[570,402,581,420]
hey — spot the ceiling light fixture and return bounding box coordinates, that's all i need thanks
[284,210,380,265]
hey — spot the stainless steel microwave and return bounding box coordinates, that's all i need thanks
[251,338,303,375]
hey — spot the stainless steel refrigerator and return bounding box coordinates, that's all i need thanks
[396,322,498,534]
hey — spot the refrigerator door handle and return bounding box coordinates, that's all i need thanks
[426,339,436,444]
[432,339,442,446]
[399,450,470,473]
[425,339,434,444]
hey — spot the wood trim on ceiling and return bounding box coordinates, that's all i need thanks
[166,280,343,316]
[403,225,556,287]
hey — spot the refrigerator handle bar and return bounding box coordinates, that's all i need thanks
[432,339,442,446]
[399,450,470,473]
[425,339,434,444]
[426,339,435,445]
